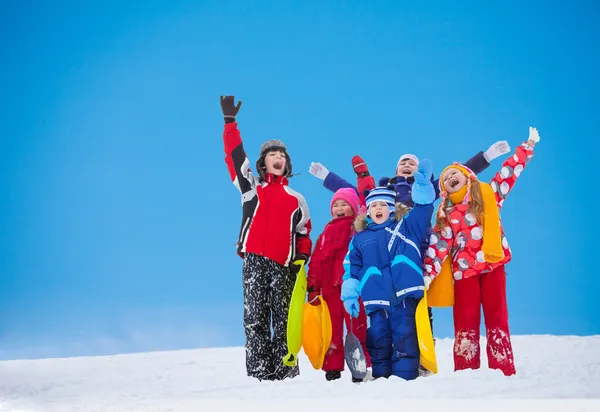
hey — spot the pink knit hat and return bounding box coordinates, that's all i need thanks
[330,188,361,217]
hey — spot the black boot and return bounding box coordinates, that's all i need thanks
[352,376,363,383]
[325,370,341,381]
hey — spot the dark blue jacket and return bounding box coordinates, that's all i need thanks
[343,203,434,314]
[323,151,489,205]
[325,151,490,257]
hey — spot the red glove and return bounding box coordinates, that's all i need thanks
[307,285,321,306]
[352,155,370,177]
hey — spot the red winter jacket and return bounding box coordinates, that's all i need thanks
[307,215,354,292]
[223,122,312,267]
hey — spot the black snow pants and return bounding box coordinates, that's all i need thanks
[242,253,299,381]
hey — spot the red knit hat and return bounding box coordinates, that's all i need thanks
[330,188,360,217]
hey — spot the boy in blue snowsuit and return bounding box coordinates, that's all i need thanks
[341,160,436,381]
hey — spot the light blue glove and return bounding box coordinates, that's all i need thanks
[412,158,436,205]
[344,299,360,318]
[341,278,361,318]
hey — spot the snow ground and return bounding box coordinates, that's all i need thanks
[1,335,599,412]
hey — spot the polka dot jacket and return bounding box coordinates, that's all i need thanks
[424,143,535,281]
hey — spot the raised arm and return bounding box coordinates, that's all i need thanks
[221,96,258,195]
[352,155,376,205]
[309,162,358,194]
[431,140,511,199]
[490,127,539,208]
[403,159,436,242]
[462,140,512,175]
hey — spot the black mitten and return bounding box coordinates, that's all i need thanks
[220,95,242,123]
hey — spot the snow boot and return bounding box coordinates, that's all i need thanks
[418,364,433,377]
[353,367,373,383]
[325,370,341,381]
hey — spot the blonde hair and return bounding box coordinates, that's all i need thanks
[435,179,485,229]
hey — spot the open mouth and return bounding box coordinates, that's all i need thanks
[375,212,383,219]
[336,212,346,217]
[273,160,283,170]
[448,178,460,188]
[401,167,412,176]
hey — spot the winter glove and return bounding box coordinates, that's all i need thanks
[309,162,330,180]
[527,126,540,147]
[423,275,433,291]
[307,285,321,306]
[220,95,242,124]
[351,155,370,177]
[411,159,436,205]
[344,298,360,318]
[290,255,308,275]
[341,278,360,318]
[483,140,511,162]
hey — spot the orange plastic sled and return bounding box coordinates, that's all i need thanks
[427,259,454,308]
[302,296,332,370]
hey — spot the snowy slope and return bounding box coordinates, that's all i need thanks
[1,335,599,412]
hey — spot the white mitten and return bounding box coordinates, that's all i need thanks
[529,126,540,143]
[309,162,330,180]
[484,140,511,162]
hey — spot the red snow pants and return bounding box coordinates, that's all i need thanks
[453,265,516,376]
[321,286,371,371]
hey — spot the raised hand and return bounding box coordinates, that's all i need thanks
[484,141,511,162]
[413,159,432,185]
[220,95,242,123]
[412,159,435,205]
[352,155,370,177]
[309,162,330,180]
[527,126,540,147]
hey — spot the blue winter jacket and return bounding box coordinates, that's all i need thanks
[343,203,434,314]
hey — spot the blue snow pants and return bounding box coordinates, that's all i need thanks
[366,298,420,380]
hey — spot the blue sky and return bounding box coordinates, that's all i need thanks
[1,0,597,360]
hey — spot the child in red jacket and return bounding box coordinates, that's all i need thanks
[221,96,312,381]
[307,188,371,382]
[424,127,541,376]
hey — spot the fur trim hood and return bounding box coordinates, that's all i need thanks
[353,202,411,233]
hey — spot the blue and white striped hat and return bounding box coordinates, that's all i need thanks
[365,187,396,212]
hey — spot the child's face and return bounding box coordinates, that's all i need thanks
[368,201,390,224]
[331,200,354,218]
[264,150,287,176]
[442,167,467,194]
[396,158,419,178]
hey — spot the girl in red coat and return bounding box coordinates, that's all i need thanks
[423,126,541,376]
[307,188,371,382]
